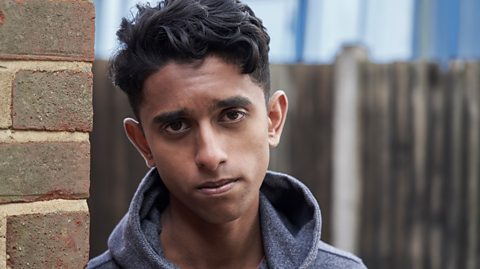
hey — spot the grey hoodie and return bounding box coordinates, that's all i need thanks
[87,169,367,268]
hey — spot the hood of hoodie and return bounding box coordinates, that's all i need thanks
[106,169,322,269]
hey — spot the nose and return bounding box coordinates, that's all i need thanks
[194,124,227,171]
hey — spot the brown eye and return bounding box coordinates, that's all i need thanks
[164,121,190,135]
[169,121,183,131]
[226,111,241,120]
[220,109,247,123]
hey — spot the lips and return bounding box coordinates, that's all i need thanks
[197,178,239,195]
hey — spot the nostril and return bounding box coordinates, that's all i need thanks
[195,126,227,170]
[194,145,227,171]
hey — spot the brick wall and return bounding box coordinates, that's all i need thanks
[0,0,94,268]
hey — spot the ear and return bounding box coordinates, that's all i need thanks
[124,118,155,168]
[267,90,288,147]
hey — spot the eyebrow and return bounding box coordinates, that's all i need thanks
[213,96,252,110]
[151,96,253,125]
[152,109,187,125]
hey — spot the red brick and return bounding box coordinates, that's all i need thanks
[12,70,93,132]
[0,141,90,203]
[0,0,94,61]
[6,211,89,268]
[0,10,5,26]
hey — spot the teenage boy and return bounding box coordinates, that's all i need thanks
[88,0,366,268]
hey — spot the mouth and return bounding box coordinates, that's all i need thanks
[196,178,239,195]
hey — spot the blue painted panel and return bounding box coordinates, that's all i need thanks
[458,0,480,59]
[412,0,479,62]
[412,0,434,60]
[94,0,480,62]
[434,0,460,61]
[295,0,308,62]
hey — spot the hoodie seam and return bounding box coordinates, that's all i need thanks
[317,248,364,265]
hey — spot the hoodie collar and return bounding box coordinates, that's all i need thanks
[108,168,176,268]
[259,171,321,269]
[108,169,321,269]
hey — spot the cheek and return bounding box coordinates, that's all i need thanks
[154,156,195,201]
[151,144,193,184]
[233,119,270,174]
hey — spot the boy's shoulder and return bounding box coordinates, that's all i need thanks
[315,241,367,269]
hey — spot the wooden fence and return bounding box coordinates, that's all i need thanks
[359,61,480,269]
[89,50,480,269]
[89,61,148,257]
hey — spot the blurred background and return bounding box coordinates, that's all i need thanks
[89,1,480,269]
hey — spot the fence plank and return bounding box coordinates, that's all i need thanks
[465,62,480,269]
[391,62,414,269]
[375,64,394,268]
[358,62,372,266]
[445,62,465,269]
[409,62,429,269]
[332,46,368,253]
[425,63,446,269]
[269,64,334,242]
[359,63,388,268]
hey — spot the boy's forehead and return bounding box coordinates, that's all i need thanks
[144,58,234,90]
[143,56,258,96]
[137,56,265,119]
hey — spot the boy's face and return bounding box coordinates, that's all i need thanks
[124,56,287,224]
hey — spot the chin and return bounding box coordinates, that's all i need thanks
[199,208,244,225]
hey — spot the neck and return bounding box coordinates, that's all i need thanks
[160,196,264,269]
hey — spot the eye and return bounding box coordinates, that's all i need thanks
[219,109,247,123]
[163,120,190,135]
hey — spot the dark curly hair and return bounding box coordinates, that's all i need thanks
[110,0,271,118]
